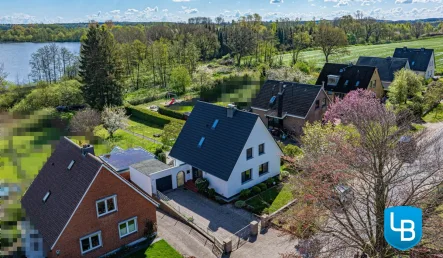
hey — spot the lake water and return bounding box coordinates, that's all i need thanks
[0,42,81,83]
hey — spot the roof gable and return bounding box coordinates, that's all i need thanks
[356,56,409,82]
[21,137,103,252]
[251,80,323,118]
[169,101,259,181]
[316,63,376,94]
[393,47,434,72]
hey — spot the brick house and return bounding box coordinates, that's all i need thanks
[316,63,384,99]
[21,137,159,258]
[251,80,330,136]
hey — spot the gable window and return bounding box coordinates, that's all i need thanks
[96,195,117,217]
[246,148,253,160]
[322,98,327,108]
[259,143,265,155]
[241,169,252,184]
[315,100,320,109]
[80,231,102,254]
[119,217,138,238]
[259,162,269,176]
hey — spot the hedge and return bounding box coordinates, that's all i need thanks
[125,104,185,127]
[158,106,185,120]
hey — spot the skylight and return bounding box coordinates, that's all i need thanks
[211,119,219,130]
[269,96,276,104]
[356,81,360,86]
[43,191,51,203]
[344,80,349,86]
[67,160,75,170]
[198,137,205,148]
[411,61,415,66]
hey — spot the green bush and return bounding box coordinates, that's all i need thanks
[258,183,267,191]
[157,152,166,163]
[239,189,251,200]
[265,177,275,187]
[281,170,290,178]
[295,61,310,74]
[158,106,185,120]
[207,188,216,199]
[125,104,185,127]
[235,200,246,208]
[251,186,262,195]
[195,178,209,192]
[283,145,303,157]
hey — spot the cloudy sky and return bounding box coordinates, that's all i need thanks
[0,0,442,24]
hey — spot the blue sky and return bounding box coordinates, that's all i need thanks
[0,0,442,24]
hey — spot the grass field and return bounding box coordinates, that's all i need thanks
[423,103,443,123]
[280,37,443,71]
[127,240,182,258]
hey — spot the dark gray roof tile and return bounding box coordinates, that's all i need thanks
[393,47,434,72]
[356,56,409,82]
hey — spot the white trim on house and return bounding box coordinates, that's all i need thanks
[118,217,138,238]
[96,195,118,218]
[50,165,104,251]
[79,231,102,255]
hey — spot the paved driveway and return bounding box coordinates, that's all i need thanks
[166,188,255,240]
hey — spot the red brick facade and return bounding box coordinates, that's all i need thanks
[48,167,157,258]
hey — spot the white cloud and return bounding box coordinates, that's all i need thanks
[145,6,159,12]
[270,0,284,4]
[184,8,199,14]
[334,0,350,7]
[395,0,412,3]
[162,9,168,12]
[110,10,120,14]
[173,0,190,2]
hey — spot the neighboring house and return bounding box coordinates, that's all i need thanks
[21,137,159,258]
[393,47,435,79]
[316,63,384,99]
[166,101,283,200]
[251,80,330,136]
[99,147,156,180]
[356,56,410,91]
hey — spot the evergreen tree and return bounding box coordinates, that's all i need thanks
[80,23,123,110]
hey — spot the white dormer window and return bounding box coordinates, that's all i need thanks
[327,75,340,86]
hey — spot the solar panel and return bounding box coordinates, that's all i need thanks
[100,148,155,172]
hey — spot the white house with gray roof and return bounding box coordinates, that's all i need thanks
[168,101,283,199]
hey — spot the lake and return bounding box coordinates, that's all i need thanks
[0,42,81,83]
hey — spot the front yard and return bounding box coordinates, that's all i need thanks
[246,183,294,214]
[126,239,182,258]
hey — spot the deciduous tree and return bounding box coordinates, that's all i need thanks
[69,108,101,133]
[314,22,348,63]
[101,106,128,138]
[388,69,424,105]
[291,31,311,65]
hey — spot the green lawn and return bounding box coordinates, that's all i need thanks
[246,183,294,214]
[126,240,182,258]
[423,103,443,123]
[127,117,164,139]
[278,37,443,72]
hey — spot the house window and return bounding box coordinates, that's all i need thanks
[259,162,269,176]
[355,81,360,87]
[96,195,117,217]
[198,137,205,148]
[119,217,138,238]
[246,148,253,160]
[322,98,327,107]
[315,100,320,109]
[80,231,102,254]
[211,119,219,130]
[42,191,51,203]
[241,169,252,184]
[259,143,265,155]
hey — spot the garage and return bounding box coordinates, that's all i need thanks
[156,175,173,192]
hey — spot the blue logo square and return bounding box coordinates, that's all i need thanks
[384,206,422,251]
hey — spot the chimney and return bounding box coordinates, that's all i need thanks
[227,104,236,118]
[322,81,325,89]
[278,81,284,94]
[277,84,286,118]
[403,46,407,51]
[81,144,95,156]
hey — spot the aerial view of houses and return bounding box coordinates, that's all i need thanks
[2,1,443,258]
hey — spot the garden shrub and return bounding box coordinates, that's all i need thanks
[251,186,262,195]
[295,61,310,74]
[207,188,216,199]
[158,106,185,120]
[235,200,246,208]
[283,145,303,157]
[239,189,251,200]
[124,104,184,127]
[143,219,157,237]
[258,183,267,191]
[195,178,209,192]
[265,177,275,187]
[157,152,166,163]
[281,170,290,178]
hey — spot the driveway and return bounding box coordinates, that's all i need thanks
[165,188,255,240]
